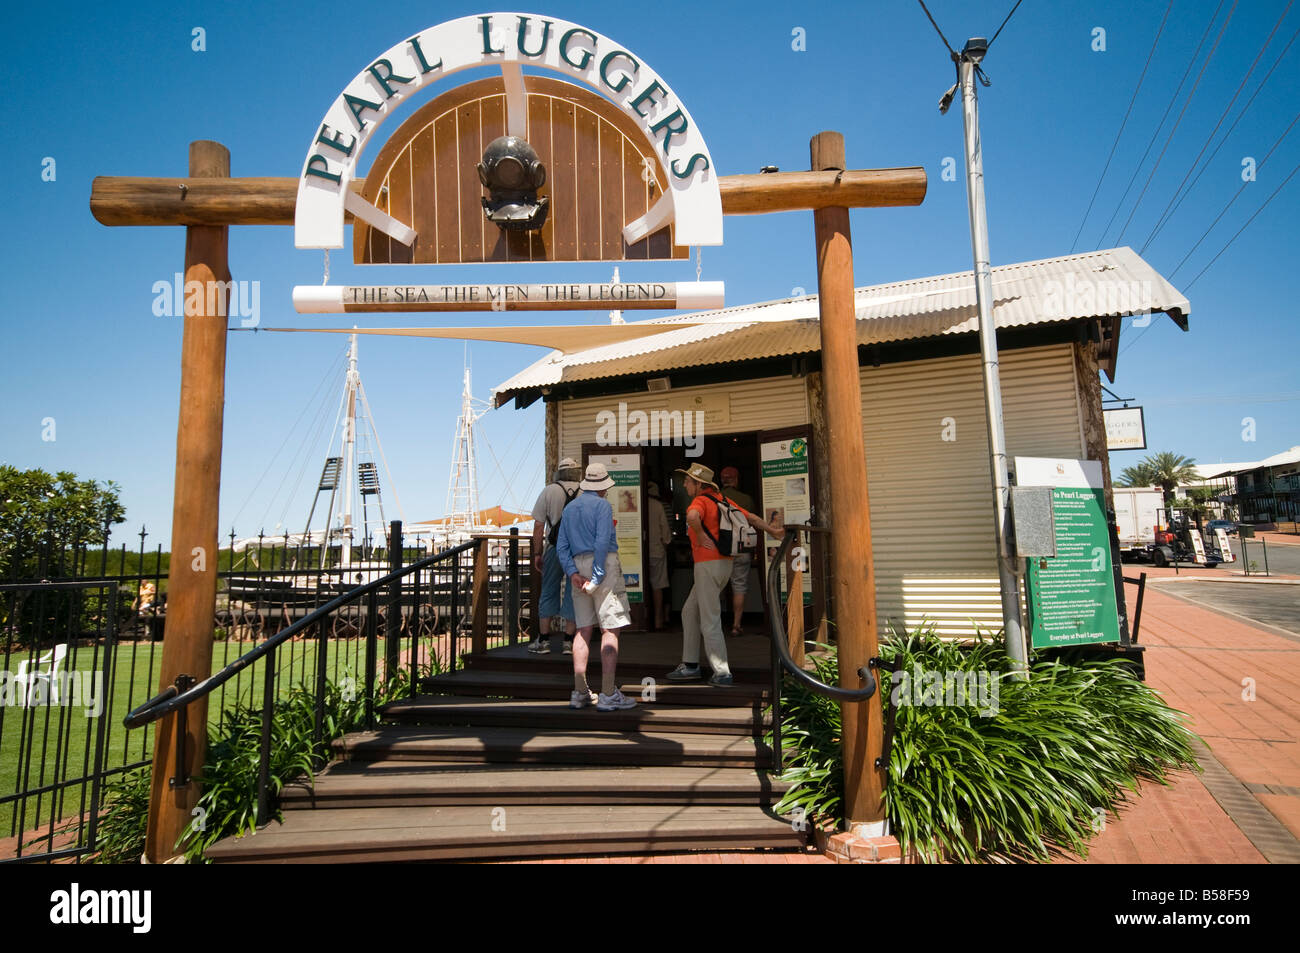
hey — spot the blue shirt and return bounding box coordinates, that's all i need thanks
[556,490,618,584]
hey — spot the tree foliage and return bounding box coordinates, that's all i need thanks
[0,466,126,580]
[1115,452,1198,503]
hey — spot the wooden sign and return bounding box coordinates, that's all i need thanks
[295,13,722,260]
[292,281,724,312]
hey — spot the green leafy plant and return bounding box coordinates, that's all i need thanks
[771,624,1200,863]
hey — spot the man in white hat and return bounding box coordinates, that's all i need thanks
[529,457,580,654]
[556,462,636,710]
[666,463,784,686]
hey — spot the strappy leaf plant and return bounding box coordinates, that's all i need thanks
[771,624,1199,863]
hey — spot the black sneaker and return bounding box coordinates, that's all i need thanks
[708,673,734,687]
[666,663,702,681]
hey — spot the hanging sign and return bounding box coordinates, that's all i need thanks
[1017,457,1122,649]
[293,281,724,313]
[1104,406,1146,450]
[295,13,722,255]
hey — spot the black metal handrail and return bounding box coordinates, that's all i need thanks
[766,526,877,703]
[123,539,479,731]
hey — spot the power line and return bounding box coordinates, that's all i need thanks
[1140,2,1293,253]
[916,0,957,56]
[1095,0,1226,249]
[1140,17,1300,254]
[1184,155,1300,291]
[1171,110,1300,279]
[1119,128,1300,357]
[1114,0,1240,246]
[988,0,1024,49]
[1071,0,1174,253]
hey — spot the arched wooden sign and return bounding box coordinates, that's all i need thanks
[295,12,723,261]
[354,75,685,264]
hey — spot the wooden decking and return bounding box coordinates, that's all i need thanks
[205,630,806,863]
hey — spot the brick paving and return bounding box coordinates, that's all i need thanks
[1051,579,1300,864]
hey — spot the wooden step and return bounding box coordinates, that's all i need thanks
[205,804,804,863]
[381,696,769,736]
[332,726,774,769]
[460,638,774,683]
[422,670,767,707]
[281,762,791,809]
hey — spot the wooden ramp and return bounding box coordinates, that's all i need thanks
[205,632,807,863]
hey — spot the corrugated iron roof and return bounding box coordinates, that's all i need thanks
[493,247,1190,405]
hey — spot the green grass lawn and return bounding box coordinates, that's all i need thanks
[1,636,398,843]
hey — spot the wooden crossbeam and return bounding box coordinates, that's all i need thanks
[89,168,926,227]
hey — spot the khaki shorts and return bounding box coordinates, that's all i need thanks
[572,552,632,631]
[648,554,669,590]
[730,552,753,593]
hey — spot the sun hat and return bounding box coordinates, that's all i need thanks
[555,456,581,481]
[580,462,616,491]
[674,463,718,490]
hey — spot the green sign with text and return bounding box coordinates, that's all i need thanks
[1017,458,1121,649]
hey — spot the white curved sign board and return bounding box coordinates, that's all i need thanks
[296,12,722,251]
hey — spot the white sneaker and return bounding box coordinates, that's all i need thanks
[527,639,550,654]
[597,690,637,711]
[570,689,597,709]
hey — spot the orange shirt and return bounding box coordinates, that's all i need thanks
[687,492,752,563]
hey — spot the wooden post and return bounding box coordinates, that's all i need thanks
[810,131,886,828]
[785,533,806,669]
[146,141,230,862]
[470,540,490,655]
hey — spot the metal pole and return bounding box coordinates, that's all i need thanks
[956,38,1027,674]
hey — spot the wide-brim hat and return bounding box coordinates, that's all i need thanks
[674,463,718,490]
[580,462,615,491]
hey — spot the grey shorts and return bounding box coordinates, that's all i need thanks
[648,554,669,590]
[730,552,753,593]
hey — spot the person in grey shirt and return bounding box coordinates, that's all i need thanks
[529,457,580,654]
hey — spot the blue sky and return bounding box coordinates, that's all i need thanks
[3,0,1297,549]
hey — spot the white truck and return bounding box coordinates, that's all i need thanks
[1113,486,1164,562]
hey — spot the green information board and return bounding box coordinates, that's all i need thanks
[1016,457,1121,649]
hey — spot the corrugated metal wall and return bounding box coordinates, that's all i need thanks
[555,344,1082,639]
[862,344,1083,638]
[558,375,809,459]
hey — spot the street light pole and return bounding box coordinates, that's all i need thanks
[955,37,1028,673]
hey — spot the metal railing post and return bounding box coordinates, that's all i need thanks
[508,527,520,646]
[386,520,402,681]
[364,589,378,729]
[449,555,460,674]
[313,617,328,763]
[256,647,276,825]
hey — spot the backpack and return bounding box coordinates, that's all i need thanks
[699,492,757,556]
[547,483,580,547]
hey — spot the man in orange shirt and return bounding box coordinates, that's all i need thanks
[666,463,784,686]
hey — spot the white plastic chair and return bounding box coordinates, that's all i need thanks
[13,644,69,706]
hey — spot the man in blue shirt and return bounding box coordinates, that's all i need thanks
[557,462,636,711]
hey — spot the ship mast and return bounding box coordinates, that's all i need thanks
[445,364,489,535]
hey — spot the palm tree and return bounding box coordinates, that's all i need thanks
[1116,462,1158,488]
[1127,452,1198,505]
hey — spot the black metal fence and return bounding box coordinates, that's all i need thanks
[0,521,532,863]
